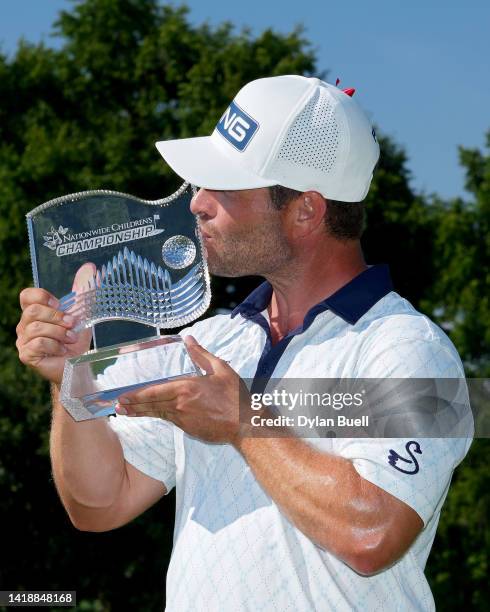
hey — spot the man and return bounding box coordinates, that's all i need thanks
[16,76,472,611]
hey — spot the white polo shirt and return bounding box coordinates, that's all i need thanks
[108,264,473,611]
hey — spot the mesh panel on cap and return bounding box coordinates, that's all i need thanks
[276,88,340,173]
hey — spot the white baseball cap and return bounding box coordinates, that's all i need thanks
[155,75,380,202]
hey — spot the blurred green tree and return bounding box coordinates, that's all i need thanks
[426,438,489,610]
[420,134,490,377]
[0,0,487,610]
[421,136,490,609]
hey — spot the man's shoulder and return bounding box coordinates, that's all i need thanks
[361,291,453,344]
[356,291,465,377]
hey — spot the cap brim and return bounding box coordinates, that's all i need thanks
[155,136,276,190]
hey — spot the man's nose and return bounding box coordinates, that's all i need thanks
[190,188,216,219]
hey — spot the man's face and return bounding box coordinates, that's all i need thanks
[190,188,292,277]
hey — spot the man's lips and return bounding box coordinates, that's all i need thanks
[198,230,212,259]
[199,228,213,240]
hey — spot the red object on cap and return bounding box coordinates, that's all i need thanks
[343,88,356,97]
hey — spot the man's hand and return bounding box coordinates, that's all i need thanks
[16,288,91,385]
[116,336,251,445]
[16,266,94,385]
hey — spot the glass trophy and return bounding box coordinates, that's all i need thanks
[26,182,211,421]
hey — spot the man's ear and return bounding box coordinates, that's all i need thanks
[292,191,326,236]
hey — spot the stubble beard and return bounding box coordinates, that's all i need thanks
[205,218,293,278]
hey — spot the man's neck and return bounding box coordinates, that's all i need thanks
[265,243,366,345]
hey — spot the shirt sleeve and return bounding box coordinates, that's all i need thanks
[331,436,470,526]
[98,349,177,492]
[329,337,473,526]
[108,414,176,493]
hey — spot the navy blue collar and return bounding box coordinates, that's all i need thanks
[231,264,394,327]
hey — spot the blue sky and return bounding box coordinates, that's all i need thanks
[2,0,489,200]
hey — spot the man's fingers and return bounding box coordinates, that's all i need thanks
[19,337,67,364]
[116,403,166,417]
[19,287,58,311]
[21,321,79,346]
[115,401,184,428]
[118,381,182,406]
[18,303,75,332]
[72,262,97,293]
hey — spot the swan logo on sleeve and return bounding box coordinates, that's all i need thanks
[388,441,422,475]
[216,100,259,151]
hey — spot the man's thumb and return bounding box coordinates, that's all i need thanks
[184,335,219,374]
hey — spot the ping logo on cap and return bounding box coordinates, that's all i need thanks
[216,100,259,151]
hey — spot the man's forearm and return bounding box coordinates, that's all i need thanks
[50,385,126,514]
[235,433,407,574]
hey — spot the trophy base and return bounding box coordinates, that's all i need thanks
[60,335,202,421]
